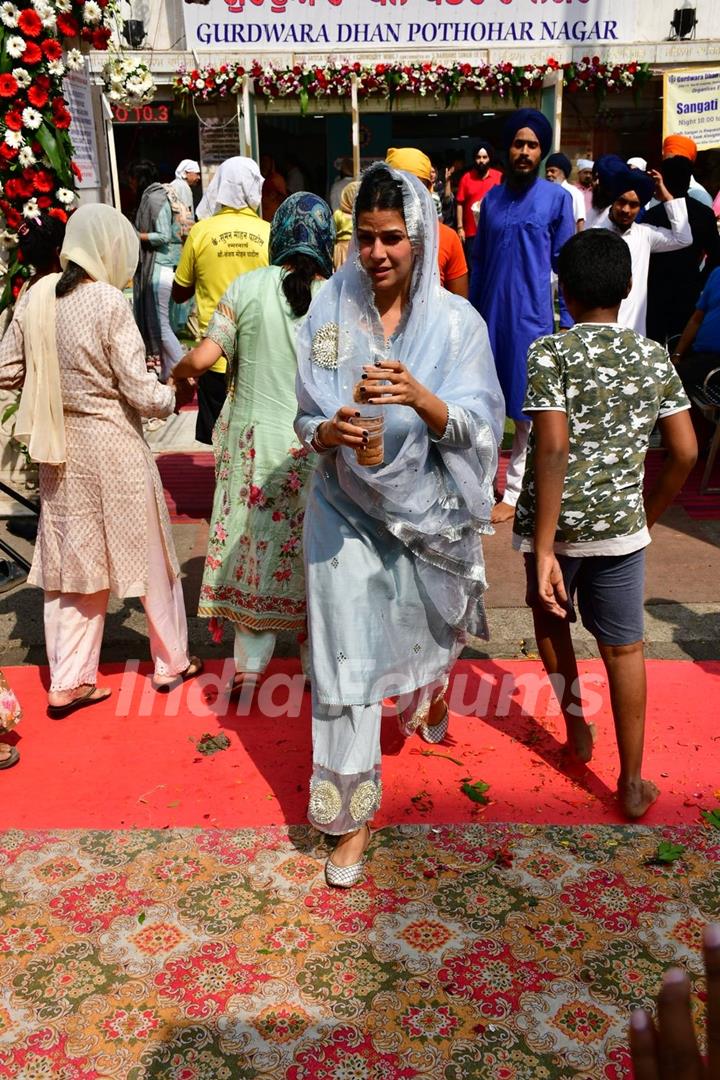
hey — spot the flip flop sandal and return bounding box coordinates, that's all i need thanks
[0,746,19,770]
[47,686,112,719]
[153,657,204,694]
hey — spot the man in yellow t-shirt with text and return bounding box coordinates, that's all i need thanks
[173,156,271,443]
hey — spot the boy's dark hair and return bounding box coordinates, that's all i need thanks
[661,155,692,199]
[558,229,632,309]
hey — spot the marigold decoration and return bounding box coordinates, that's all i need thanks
[0,0,119,310]
[174,56,652,114]
[101,52,155,108]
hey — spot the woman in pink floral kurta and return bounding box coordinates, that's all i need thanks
[0,205,200,713]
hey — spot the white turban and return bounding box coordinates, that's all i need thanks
[627,156,648,171]
[175,158,199,179]
[576,158,594,171]
[196,156,263,219]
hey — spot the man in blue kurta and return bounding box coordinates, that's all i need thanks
[470,108,575,523]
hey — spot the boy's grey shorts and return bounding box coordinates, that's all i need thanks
[524,547,646,647]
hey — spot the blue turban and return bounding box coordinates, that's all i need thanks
[269,191,335,279]
[604,165,655,205]
[546,152,572,177]
[503,108,553,158]
[594,154,627,194]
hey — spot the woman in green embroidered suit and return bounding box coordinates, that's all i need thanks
[172,193,335,685]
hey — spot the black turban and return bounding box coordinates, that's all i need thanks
[546,152,572,177]
[503,108,553,159]
[660,155,692,198]
[474,140,494,160]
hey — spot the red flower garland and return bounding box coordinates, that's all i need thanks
[0,0,117,309]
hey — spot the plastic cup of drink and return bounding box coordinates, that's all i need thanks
[350,413,384,467]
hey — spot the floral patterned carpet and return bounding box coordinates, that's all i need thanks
[1,822,716,1079]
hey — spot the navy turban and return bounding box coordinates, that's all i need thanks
[546,152,572,177]
[605,166,655,205]
[503,108,553,158]
[595,154,627,194]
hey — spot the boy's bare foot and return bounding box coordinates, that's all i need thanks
[563,719,595,764]
[491,501,515,524]
[619,777,660,819]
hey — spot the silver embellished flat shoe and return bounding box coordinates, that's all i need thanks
[325,824,371,888]
[419,701,449,744]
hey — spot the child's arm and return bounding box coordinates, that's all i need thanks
[645,411,697,528]
[532,410,570,617]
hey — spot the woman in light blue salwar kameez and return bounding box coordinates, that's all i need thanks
[295,164,504,886]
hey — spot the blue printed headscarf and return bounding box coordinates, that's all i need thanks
[269,192,335,279]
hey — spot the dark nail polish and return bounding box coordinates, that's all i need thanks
[354,411,360,416]
[362,430,368,437]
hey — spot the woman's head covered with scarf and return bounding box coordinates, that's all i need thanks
[269,191,335,280]
[196,156,263,219]
[61,203,139,290]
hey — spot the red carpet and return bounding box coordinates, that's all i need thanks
[3,659,718,831]
[157,450,720,523]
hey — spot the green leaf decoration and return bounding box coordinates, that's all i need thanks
[461,780,491,805]
[36,122,72,187]
[1,400,18,427]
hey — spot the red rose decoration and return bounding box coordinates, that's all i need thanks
[27,85,49,109]
[0,73,18,98]
[4,179,18,199]
[17,8,43,37]
[22,41,43,65]
[56,13,80,36]
[36,75,50,90]
[5,208,21,227]
[48,208,68,223]
[37,196,52,209]
[16,178,34,198]
[0,143,18,161]
[4,109,23,131]
[41,38,63,61]
[53,108,71,129]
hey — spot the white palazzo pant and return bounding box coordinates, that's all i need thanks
[308,677,447,836]
[156,265,184,381]
[44,475,190,693]
[500,419,531,508]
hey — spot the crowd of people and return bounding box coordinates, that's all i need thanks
[1,108,718,895]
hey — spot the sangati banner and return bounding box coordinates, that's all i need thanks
[663,68,720,152]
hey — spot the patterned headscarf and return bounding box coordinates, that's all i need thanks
[269,192,335,279]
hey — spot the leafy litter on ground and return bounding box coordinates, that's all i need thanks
[460,779,491,805]
[195,733,231,756]
[645,841,686,866]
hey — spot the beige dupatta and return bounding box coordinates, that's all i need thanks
[14,272,64,465]
[13,205,139,465]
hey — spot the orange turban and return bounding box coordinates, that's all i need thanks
[385,147,432,183]
[663,134,698,162]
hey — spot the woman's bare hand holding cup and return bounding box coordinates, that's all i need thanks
[316,406,369,450]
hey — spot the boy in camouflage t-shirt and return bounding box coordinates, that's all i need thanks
[513,229,697,819]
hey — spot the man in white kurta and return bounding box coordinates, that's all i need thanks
[589,165,692,335]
